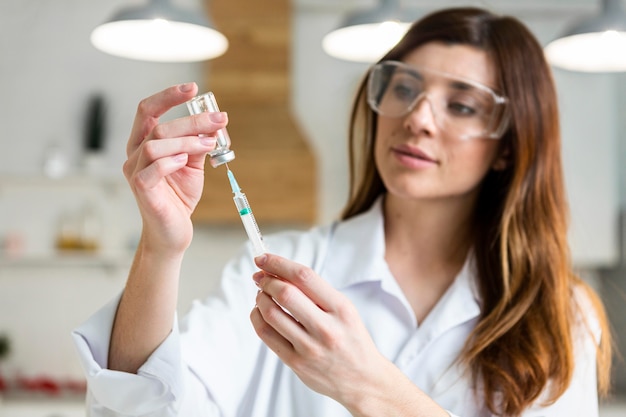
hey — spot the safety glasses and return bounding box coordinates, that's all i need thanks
[367,61,509,140]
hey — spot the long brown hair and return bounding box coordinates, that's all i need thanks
[342,7,612,416]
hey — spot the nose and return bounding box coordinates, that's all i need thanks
[403,94,438,136]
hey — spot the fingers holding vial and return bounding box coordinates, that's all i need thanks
[122,86,230,252]
[125,87,230,189]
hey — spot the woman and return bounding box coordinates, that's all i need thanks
[73,7,612,417]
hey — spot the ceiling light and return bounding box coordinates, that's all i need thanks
[91,0,228,63]
[322,0,411,63]
[545,0,626,72]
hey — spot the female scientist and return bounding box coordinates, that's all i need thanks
[73,7,612,417]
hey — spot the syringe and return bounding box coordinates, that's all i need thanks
[226,168,267,256]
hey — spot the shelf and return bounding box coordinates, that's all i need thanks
[0,253,132,270]
[0,397,85,417]
[0,175,137,273]
[0,175,127,196]
[0,174,124,185]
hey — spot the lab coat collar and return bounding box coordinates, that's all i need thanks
[320,196,482,327]
[419,254,481,335]
[319,197,389,289]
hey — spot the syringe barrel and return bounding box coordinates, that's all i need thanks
[233,192,267,255]
[233,193,250,214]
[240,211,267,256]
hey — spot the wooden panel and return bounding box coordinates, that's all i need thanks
[208,104,310,149]
[193,0,316,225]
[208,73,289,104]
[209,0,289,19]
[192,149,316,224]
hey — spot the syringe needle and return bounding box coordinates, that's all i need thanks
[226,168,240,193]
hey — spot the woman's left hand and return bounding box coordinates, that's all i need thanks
[249,253,389,410]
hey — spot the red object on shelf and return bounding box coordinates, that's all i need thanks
[17,375,61,395]
[0,374,86,397]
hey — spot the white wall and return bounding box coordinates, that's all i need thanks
[0,0,206,178]
[0,0,247,381]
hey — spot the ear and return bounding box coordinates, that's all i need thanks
[491,146,510,171]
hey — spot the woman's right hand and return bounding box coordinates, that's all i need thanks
[123,83,228,254]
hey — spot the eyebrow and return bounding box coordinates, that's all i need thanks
[394,64,491,94]
[394,67,423,80]
[449,80,477,92]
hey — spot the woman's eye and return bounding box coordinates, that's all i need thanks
[448,101,478,116]
[391,83,418,101]
[447,91,492,118]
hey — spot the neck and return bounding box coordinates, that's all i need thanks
[382,192,477,324]
[383,192,476,278]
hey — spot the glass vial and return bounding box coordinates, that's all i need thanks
[186,92,235,168]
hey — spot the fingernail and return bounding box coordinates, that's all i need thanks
[252,271,264,285]
[200,136,216,147]
[208,112,226,123]
[179,82,195,92]
[255,254,267,266]
[172,153,188,162]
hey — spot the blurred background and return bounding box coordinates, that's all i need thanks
[0,0,624,415]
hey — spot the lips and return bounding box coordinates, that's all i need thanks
[392,144,438,164]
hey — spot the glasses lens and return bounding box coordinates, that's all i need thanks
[367,61,508,139]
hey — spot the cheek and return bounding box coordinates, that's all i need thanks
[373,119,396,162]
[446,142,500,180]
[375,117,399,142]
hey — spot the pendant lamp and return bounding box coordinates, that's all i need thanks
[91,0,228,63]
[545,0,626,72]
[322,0,411,63]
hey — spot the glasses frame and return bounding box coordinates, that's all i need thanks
[367,60,510,140]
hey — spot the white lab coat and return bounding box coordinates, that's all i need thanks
[72,199,600,417]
